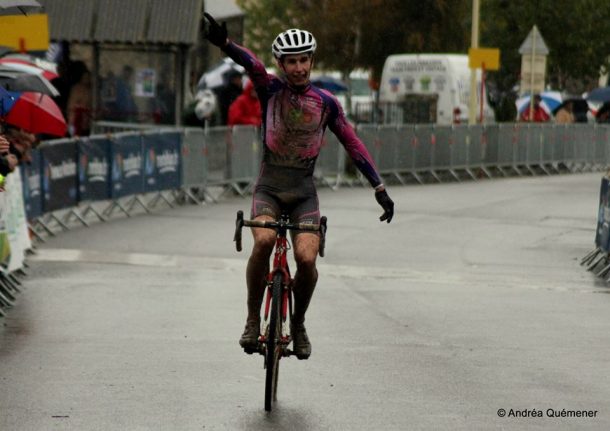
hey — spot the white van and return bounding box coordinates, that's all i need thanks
[379,54,494,125]
[310,69,375,121]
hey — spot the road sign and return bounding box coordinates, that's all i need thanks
[520,55,546,94]
[468,48,500,70]
[519,25,548,96]
[0,14,49,51]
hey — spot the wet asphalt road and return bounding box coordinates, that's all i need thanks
[1,173,609,430]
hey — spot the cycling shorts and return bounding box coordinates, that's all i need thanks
[250,164,320,224]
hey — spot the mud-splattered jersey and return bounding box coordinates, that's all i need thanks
[222,41,382,188]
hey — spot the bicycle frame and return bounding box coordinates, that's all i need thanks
[234,210,326,411]
[261,215,292,352]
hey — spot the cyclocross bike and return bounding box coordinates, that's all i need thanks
[234,210,327,412]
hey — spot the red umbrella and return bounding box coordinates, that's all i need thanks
[4,92,67,136]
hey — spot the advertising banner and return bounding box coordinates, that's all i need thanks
[143,132,182,193]
[110,134,144,199]
[20,148,43,219]
[40,140,78,213]
[5,170,27,272]
[596,176,610,252]
[78,137,111,201]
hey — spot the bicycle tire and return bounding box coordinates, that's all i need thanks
[264,272,283,411]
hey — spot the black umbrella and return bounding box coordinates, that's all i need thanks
[311,75,348,93]
[0,69,58,96]
[0,0,42,15]
[587,86,610,103]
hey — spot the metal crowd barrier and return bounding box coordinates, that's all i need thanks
[21,123,610,238]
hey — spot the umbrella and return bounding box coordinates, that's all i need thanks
[0,54,57,75]
[587,86,610,103]
[311,75,348,93]
[0,59,58,80]
[515,91,562,114]
[3,91,67,136]
[0,0,42,15]
[197,57,245,90]
[0,69,59,96]
[0,87,18,114]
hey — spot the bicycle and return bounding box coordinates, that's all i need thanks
[234,210,327,412]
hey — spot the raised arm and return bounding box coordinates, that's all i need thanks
[204,13,269,89]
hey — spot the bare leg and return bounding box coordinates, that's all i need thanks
[245,216,276,323]
[292,232,320,323]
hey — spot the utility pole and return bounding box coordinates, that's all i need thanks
[468,0,480,125]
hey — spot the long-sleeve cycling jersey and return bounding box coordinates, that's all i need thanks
[222,41,382,188]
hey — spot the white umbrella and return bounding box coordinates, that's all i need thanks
[197,57,244,90]
[0,0,42,15]
[515,91,562,115]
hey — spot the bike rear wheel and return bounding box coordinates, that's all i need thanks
[264,272,283,411]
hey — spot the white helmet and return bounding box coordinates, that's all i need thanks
[272,29,317,59]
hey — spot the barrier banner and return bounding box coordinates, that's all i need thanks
[110,134,144,199]
[5,170,27,272]
[0,191,10,271]
[20,148,43,219]
[595,176,610,252]
[40,140,78,212]
[143,132,182,193]
[78,137,111,201]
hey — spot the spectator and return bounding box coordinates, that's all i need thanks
[520,94,550,122]
[216,70,243,125]
[228,80,261,126]
[554,101,575,124]
[66,61,93,136]
[0,134,17,178]
[5,126,37,164]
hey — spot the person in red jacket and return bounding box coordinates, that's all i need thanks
[519,94,550,122]
[228,80,262,126]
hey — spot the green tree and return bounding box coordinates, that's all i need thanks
[236,0,298,65]
[481,0,610,119]
[295,0,470,80]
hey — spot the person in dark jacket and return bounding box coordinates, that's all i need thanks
[216,69,243,125]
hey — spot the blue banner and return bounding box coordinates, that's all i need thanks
[41,140,78,212]
[78,137,111,201]
[596,176,610,252]
[143,132,182,193]
[20,149,43,219]
[110,134,144,199]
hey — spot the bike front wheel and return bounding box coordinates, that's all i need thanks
[264,272,283,411]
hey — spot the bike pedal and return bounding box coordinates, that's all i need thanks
[295,353,310,360]
[242,346,258,355]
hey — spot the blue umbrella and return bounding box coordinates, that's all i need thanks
[515,91,562,114]
[0,86,18,116]
[311,75,348,93]
[587,86,610,103]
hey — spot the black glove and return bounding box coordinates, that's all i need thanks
[375,189,394,223]
[204,12,228,47]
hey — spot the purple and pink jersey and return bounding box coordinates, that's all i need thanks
[222,41,382,188]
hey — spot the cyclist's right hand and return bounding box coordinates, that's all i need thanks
[203,12,228,47]
[375,189,394,223]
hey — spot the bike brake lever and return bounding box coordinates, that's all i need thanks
[234,211,244,251]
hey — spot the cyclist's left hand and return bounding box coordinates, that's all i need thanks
[375,189,394,223]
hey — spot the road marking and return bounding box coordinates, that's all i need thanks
[30,248,600,293]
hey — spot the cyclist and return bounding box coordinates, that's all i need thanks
[204,13,394,359]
